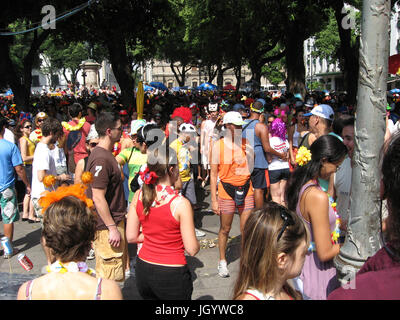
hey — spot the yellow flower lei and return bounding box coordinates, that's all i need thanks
[62,118,86,131]
[296,146,312,166]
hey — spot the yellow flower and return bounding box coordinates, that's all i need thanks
[296,146,312,166]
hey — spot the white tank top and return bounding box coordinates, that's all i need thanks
[293,124,301,148]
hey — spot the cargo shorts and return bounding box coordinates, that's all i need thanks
[94,219,127,283]
[0,187,20,224]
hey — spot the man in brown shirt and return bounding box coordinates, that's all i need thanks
[86,112,127,282]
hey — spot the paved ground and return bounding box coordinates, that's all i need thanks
[0,184,242,300]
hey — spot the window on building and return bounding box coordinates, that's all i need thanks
[192,81,198,87]
[51,75,59,86]
[32,75,40,87]
[168,82,173,89]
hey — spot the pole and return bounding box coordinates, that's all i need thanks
[334,0,390,284]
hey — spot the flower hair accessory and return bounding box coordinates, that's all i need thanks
[43,175,57,189]
[139,167,159,185]
[81,171,93,185]
[296,146,312,166]
[38,184,94,213]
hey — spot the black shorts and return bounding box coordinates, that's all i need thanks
[136,258,193,300]
[268,168,290,184]
[251,168,269,190]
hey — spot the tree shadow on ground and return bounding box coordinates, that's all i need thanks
[13,228,42,252]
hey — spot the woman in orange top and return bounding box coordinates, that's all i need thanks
[210,111,255,278]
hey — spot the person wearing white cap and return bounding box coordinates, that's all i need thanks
[302,104,343,193]
[301,104,338,150]
[210,111,255,278]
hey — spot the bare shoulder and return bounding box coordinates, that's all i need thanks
[304,186,328,204]
[171,195,191,212]
[17,281,29,300]
[100,279,123,300]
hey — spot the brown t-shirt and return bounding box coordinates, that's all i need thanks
[86,146,127,230]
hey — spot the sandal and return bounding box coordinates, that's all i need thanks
[28,218,40,223]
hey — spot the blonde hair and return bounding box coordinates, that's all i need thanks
[233,202,308,300]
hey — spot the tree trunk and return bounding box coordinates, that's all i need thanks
[234,66,242,92]
[334,1,359,107]
[284,29,306,97]
[0,29,49,111]
[334,0,390,285]
[106,35,135,111]
[249,60,262,91]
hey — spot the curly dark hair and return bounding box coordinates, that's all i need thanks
[42,196,96,262]
[382,132,400,253]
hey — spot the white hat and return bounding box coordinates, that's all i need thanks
[131,119,146,135]
[304,104,334,120]
[223,111,245,126]
[86,124,99,141]
[179,123,197,133]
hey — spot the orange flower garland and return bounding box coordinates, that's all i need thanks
[81,171,93,185]
[43,175,56,189]
[38,184,94,214]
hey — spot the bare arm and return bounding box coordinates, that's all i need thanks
[92,187,121,248]
[174,196,199,256]
[74,159,85,184]
[256,122,287,159]
[305,188,340,262]
[287,125,296,165]
[126,190,144,243]
[15,165,30,195]
[210,141,220,214]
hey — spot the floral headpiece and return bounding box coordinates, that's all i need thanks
[38,184,94,214]
[139,167,159,185]
[296,146,312,166]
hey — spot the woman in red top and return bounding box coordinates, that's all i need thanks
[126,145,199,300]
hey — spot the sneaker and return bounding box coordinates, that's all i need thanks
[87,248,95,260]
[195,228,206,238]
[3,247,19,259]
[218,260,230,278]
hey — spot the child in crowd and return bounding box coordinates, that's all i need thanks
[233,202,309,300]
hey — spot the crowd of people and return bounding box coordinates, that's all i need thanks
[0,85,398,300]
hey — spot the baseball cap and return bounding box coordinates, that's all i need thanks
[86,124,99,141]
[130,119,146,135]
[232,103,246,112]
[119,109,128,116]
[304,104,334,120]
[223,111,245,126]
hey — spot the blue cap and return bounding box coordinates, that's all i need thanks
[233,103,246,112]
[256,98,266,106]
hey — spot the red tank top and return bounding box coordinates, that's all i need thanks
[136,193,186,265]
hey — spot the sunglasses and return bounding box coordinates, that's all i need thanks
[89,142,98,148]
[37,118,44,123]
[24,125,32,129]
[277,209,295,242]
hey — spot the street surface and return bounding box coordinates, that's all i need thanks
[0,184,242,300]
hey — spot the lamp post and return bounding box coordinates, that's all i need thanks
[82,71,87,87]
[334,0,390,285]
[198,59,202,86]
